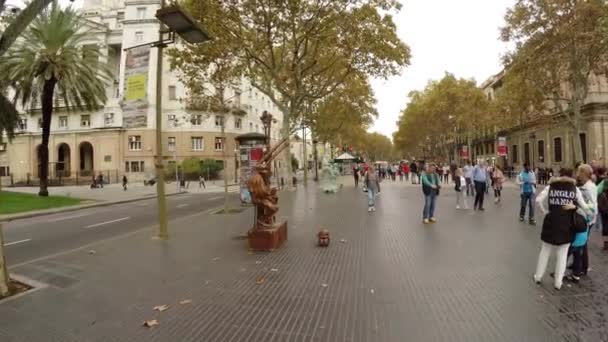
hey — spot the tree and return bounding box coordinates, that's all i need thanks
[0,3,112,196]
[174,0,410,185]
[501,0,608,164]
[393,74,490,160]
[361,132,394,162]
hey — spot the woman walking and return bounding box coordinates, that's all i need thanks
[454,168,468,209]
[534,168,591,290]
[353,167,360,188]
[422,163,441,224]
[365,165,380,212]
[492,165,505,204]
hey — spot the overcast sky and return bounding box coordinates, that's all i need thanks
[370,0,516,138]
[8,0,515,139]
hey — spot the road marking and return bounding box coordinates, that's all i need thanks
[47,212,94,223]
[136,203,149,207]
[208,196,223,201]
[85,217,130,229]
[4,239,31,246]
[176,204,189,208]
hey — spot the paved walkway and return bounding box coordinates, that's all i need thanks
[1,180,607,341]
[3,181,238,202]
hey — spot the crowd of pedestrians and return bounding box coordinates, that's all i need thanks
[351,157,608,291]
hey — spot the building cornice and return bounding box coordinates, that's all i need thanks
[125,0,160,6]
[122,19,159,25]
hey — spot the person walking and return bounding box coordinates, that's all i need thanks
[421,163,441,224]
[122,175,128,191]
[454,168,468,210]
[365,165,380,212]
[403,163,410,182]
[199,175,206,189]
[463,162,474,196]
[442,164,450,184]
[410,161,418,184]
[517,163,537,225]
[472,161,488,211]
[353,167,360,188]
[534,168,591,290]
[97,173,104,188]
[492,165,505,204]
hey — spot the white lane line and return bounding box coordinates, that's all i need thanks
[85,217,130,229]
[208,196,223,201]
[136,203,149,207]
[4,239,32,246]
[176,204,189,208]
[47,212,94,223]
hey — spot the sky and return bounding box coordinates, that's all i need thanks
[370,0,516,138]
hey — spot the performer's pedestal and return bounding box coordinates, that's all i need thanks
[248,221,288,251]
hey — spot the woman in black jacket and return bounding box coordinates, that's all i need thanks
[533,168,591,290]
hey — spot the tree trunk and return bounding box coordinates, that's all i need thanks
[281,114,293,188]
[302,126,307,186]
[0,223,9,297]
[222,119,229,213]
[313,133,319,182]
[39,77,56,197]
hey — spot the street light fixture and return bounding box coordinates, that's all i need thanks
[155,5,211,44]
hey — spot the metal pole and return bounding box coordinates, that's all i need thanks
[174,150,179,193]
[155,0,169,240]
[302,126,307,185]
[0,223,10,296]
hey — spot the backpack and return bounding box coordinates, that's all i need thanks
[598,187,608,216]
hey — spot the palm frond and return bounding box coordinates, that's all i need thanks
[0,93,18,143]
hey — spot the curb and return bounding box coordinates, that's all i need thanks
[0,192,187,222]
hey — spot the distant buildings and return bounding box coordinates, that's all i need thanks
[0,0,287,186]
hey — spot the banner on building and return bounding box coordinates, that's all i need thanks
[460,145,469,159]
[497,137,507,156]
[123,46,150,128]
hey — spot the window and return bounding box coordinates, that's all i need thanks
[0,166,9,176]
[81,115,90,127]
[512,145,518,164]
[537,140,545,162]
[59,116,68,128]
[104,113,114,126]
[524,142,530,164]
[168,85,177,100]
[191,137,203,151]
[191,114,203,126]
[255,124,259,132]
[117,11,124,21]
[0,143,6,152]
[18,117,27,130]
[214,137,224,151]
[580,133,587,163]
[168,137,176,152]
[125,161,145,173]
[235,118,242,129]
[215,115,223,127]
[233,89,241,107]
[136,7,146,19]
[129,135,142,151]
[249,122,253,131]
[168,114,176,123]
[554,137,563,163]
[135,31,144,43]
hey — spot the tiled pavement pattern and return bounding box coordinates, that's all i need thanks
[1,180,608,341]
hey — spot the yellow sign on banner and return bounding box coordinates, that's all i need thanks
[126,74,147,101]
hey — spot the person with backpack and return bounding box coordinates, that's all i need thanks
[421,163,441,224]
[365,165,380,212]
[597,175,608,251]
[534,168,592,290]
[517,163,537,225]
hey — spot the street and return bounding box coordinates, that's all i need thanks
[3,192,238,266]
[0,179,607,341]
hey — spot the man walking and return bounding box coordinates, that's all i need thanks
[517,163,537,225]
[473,161,488,211]
[199,175,206,189]
[463,162,474,196]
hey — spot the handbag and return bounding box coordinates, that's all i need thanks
[572,211,588,233]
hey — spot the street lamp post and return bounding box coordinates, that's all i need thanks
[151,4,210,239]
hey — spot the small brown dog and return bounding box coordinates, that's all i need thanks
[318,229,330,247]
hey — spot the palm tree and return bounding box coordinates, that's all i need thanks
[0,3,111,196]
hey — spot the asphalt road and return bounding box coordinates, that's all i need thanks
[2,192,239,266]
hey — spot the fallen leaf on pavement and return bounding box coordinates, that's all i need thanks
[255,276,264,285]
[153,305,169,312]
[212,257,221,261]
[179,300,192,305]
[143,320,159,327]
[340,239,346,243]
[370,289,375,294]
[270,268,279,272]
[88,250,96,255]
[321,283,328,288]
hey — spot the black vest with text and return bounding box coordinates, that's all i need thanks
[541,178,577,245]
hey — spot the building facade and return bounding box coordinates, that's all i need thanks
[0,0,286,186]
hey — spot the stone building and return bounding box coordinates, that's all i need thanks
[0,0,286,186]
